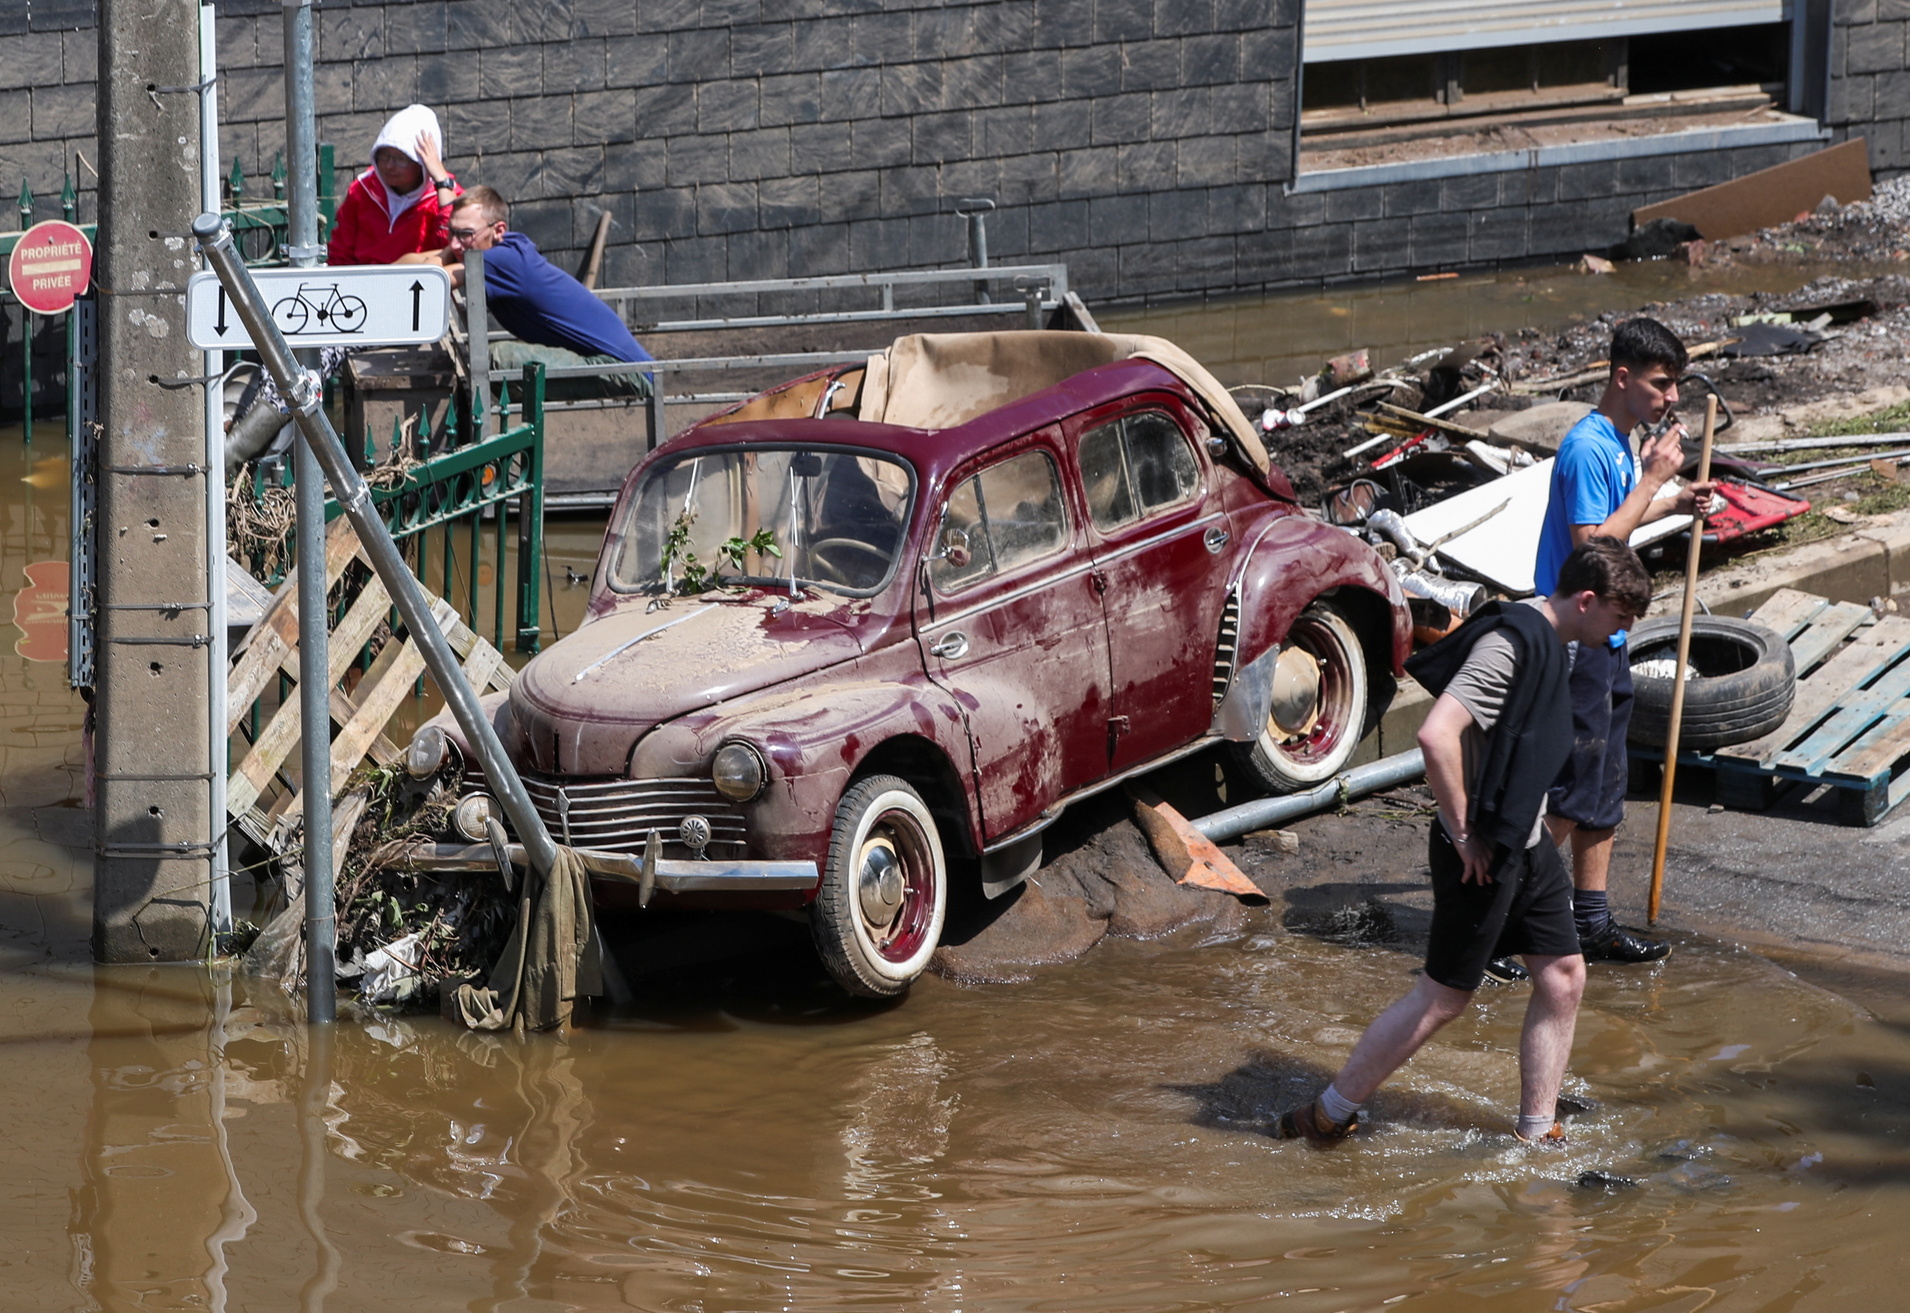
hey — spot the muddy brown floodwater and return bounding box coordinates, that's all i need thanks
[9,253,1910,1310]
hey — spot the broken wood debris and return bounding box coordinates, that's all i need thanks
[225,515,514,856]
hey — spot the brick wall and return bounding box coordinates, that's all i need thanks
[0,0,1898,330]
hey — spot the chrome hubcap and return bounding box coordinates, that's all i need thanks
[1271,645,1323,737]
[856,836,906,926]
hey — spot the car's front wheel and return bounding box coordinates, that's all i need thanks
[812,775,947,997]
[1234,604,1370,792]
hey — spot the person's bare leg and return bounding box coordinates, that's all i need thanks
[1329,974,1474,1106]
[1543,816,1614,893]
[1517,953,1587,1119]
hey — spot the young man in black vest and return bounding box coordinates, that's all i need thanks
[1279,537,1652,1145]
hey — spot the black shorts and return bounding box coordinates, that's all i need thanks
[1423,824,1582,991]
[1546,636,1634,831]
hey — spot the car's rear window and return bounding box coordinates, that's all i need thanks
[1079,410,1200,531]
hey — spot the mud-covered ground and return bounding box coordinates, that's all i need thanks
[1264,179,1910,509]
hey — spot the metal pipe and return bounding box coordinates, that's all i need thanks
[466,248,490,439]
[1191,749,1426,843]
[199,1,231,939]
[193,213,562,884]
[282,0,334,1023]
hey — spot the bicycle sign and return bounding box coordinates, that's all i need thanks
[184,264,452,350]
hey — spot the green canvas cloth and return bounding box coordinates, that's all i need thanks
[453,844,600,1033]
[488,339,652,402]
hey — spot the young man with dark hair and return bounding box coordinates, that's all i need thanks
[1530,317,1712,966]
[1278,537,1652,1145]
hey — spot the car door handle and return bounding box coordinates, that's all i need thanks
[929,630,970,659]
[1204,526,1230,553]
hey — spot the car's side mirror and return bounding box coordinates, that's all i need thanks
[930,526,972,569]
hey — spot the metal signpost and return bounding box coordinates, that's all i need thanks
[190,214,558,875]
[184,265,452,352]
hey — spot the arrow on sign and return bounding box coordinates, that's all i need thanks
[410,280,423,332]
[214,287,228,338]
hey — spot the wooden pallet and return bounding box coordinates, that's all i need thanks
[226,516,514,850]
[1629,588,1910,825]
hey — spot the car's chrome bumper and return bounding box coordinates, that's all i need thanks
[399,841,819,894]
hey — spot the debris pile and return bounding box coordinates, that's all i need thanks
[1239,191,1910,622]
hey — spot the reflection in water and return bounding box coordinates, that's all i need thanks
[5,268,1910,1312]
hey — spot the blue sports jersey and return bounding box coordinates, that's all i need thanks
[1535,410,1637,646]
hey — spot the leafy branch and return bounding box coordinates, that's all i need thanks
[660,512,781,596]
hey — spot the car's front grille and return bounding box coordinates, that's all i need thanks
[461,766,749,859]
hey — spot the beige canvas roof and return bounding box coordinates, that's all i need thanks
[857,330,1271,475]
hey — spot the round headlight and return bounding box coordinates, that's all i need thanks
[453,792,497,843]
[711,742,768,801]
[405,724,449,780]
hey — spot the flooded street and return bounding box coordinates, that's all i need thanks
[7,256,1910,1309]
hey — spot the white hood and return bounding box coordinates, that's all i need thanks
[362,103,443,226]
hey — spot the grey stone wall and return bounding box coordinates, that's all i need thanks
[0,0,1899,330]
[1830,0,1910,173]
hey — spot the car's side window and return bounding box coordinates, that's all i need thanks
[1079,410,1199,532]
[931,450,1067,593]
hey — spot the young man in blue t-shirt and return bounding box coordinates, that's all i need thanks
[1532,317,1712,965]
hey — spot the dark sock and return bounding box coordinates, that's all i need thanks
[1575,889,1611,940]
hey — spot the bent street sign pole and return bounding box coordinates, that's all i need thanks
[184,264,452,350]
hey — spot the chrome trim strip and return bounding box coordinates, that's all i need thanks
[404,843,821,892]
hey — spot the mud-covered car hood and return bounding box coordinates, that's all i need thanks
[508,596,865,776]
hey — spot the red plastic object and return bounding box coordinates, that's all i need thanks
[1702,480,1811,543]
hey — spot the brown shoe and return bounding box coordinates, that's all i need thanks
[1276,1099,1358,1144]
[1515,1120,1568,1146]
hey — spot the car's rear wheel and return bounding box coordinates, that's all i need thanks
[1234,604,1370,792]
[812,775,947,997]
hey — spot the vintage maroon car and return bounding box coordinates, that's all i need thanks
[413,332,1410,996]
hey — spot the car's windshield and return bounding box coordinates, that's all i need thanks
[609,447,915,596]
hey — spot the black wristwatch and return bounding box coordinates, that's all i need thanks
[434,172,455,189]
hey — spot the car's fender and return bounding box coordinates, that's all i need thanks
[629,677,981,863]
[1231,514,1411,677]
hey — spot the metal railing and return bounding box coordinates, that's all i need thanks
[473,262,1077,504]
[241,364,548,655]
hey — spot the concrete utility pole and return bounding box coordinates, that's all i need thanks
[92,0,217,960]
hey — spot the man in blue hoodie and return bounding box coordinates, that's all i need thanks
[1532,318,1713,965]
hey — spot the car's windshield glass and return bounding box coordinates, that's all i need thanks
[609,447,915,596]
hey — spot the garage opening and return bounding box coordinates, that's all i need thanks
[1298,10,1798,175]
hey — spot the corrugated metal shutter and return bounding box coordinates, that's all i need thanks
[1303,0,1789,63]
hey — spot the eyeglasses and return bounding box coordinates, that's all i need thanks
[448,226,484,241]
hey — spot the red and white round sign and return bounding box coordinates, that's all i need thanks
[7,219,93,315]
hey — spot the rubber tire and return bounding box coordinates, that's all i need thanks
[1233,604,1371,792]
[811,775,947,998]
[1627,615,1796,751]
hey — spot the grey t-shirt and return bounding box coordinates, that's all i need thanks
[1442,608,1555,849]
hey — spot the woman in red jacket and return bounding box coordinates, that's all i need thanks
[326,104,461,266]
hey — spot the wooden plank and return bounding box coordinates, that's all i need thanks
[226,516,367,732]
[1716,617,1910,766]
[1828,709,1910,784]
[325,598,456,792]
[1633,139,1872,241]
[1746,588,1829,641]
[225,576,397,818]
[1787,602,1873,677]
[1774,656,1910,773]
